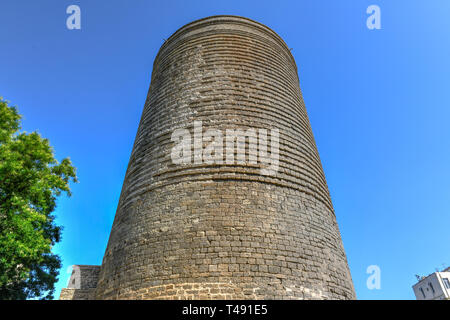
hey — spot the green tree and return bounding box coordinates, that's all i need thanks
[0,98,77,300]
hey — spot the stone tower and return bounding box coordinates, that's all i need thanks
[61,15,355,300]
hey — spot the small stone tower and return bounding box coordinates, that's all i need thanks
[61,15,355,300]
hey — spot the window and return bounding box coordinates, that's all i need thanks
[443,278,450,290]
[429,282,435,294]
[420,287,426,298]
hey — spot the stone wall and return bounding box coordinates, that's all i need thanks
[59,288,96,300]
[70,15,355,300]
[59,265,100,300]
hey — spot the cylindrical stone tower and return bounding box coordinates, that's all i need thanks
[95,15,355,300]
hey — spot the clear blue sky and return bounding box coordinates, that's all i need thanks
[1,0,449,300]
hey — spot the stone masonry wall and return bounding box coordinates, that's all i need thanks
[93,15,356,300]
[60,265,100,300]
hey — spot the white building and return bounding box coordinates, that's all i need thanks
[413,267,450,300]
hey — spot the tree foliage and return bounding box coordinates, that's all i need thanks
[0,99,77,299]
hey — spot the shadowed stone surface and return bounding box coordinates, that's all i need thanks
[62,15,355,300]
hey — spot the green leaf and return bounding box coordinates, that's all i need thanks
[0,98,77,300]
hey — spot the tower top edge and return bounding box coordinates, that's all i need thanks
[154,15,297,69]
